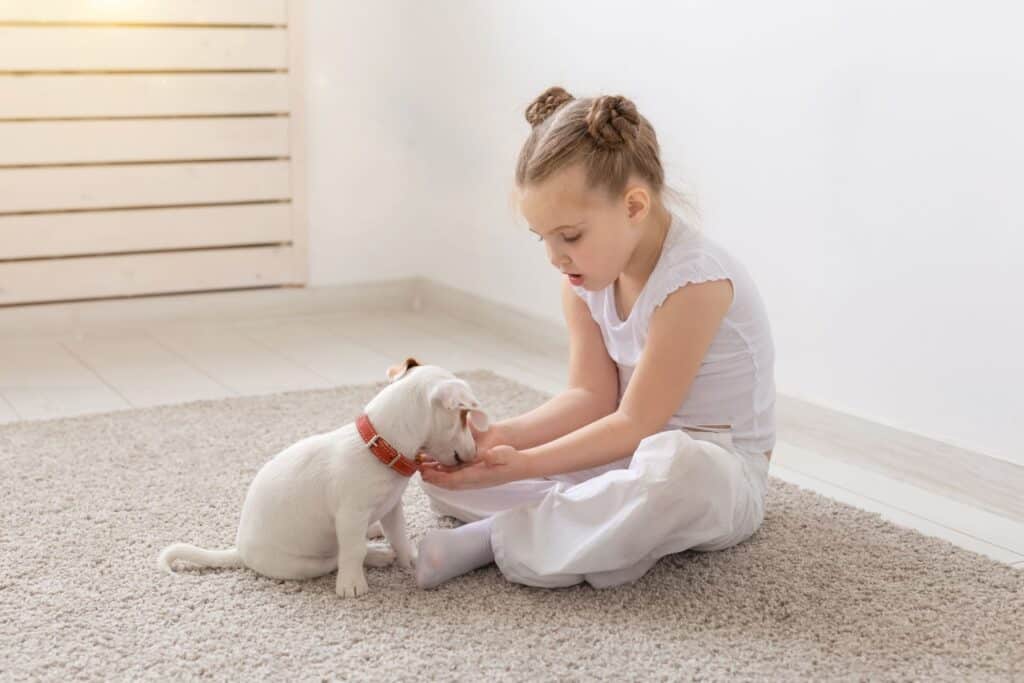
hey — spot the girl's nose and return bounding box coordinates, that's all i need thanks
[551,255,571,271]
[545,242,569,270]
[544,243,559,266]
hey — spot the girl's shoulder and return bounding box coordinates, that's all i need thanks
[646,216,735,313]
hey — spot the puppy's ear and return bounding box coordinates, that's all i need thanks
[386,357,420,382]
[466,408,490,432]
[428,379,481,412]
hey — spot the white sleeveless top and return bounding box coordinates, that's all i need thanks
[571,213,776,456]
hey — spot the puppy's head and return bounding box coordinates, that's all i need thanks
[377,358,489,467]
[423,376,489,467]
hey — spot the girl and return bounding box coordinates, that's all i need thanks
[414,86,774,590]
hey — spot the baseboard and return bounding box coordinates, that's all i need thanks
[775,395,1023,523]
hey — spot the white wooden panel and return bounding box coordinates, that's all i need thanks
[0,1,306,304]
[0,161,290,213]
[0,204,292,259]
[0,0,287,25]
[0,246,295,305]
[0,117,289,165]
[0,74,289,119]
[0,27,288,71]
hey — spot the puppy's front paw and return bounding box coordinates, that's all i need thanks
[336,571,369,598]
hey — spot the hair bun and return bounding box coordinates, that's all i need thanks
[586,95,640,149]
[525,86,574,127]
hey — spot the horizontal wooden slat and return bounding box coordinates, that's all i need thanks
[0,161,291,213]
[0,246,296,305]
[0,0,287,25]
[0,204,292,259]
[0,74,289,119]
[0,27,287,72]
[0,117,289,165]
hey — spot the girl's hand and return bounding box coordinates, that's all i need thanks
[419,445,534,490]
[471,422,506,454]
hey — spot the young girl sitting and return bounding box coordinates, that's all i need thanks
[414,86,774,590]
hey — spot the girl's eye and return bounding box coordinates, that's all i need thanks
[562,233,581,243]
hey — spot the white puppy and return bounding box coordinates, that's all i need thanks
[158,358,489,598]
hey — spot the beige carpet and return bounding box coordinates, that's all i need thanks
[1,370,1021,681]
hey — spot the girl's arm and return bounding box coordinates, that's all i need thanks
[522,278,734,479]
[490,386,613,451]
[487,279,619,450]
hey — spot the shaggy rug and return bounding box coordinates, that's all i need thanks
[1,371,1021,681]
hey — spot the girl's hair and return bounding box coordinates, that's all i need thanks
[516,86,674,203]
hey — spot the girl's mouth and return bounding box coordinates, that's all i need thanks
[567,273,583,285]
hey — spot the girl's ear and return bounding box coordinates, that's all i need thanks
[625,185,649,221]
[386,357,420,382]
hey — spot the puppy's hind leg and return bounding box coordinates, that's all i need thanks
[364,543,396,568]
[380,500,417,571]
[335,513,370,598]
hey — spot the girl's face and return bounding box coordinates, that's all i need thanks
[517,164,642,291]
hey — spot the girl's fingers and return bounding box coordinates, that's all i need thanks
[418,465,469,484]
[416,457,458,472]
[422,470,462,489]
[416,456,472,472]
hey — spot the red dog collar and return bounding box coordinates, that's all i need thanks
[356,414,421,477]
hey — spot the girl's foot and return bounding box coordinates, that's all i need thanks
[414,517,495,589]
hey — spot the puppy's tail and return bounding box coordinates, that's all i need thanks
[158,543,244,574]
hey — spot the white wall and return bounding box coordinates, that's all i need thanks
[304,1,1024,466]
[303,1,418,284]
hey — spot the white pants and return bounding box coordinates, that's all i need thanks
[419,428,770,589]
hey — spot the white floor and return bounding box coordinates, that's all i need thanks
[2,297,1022,570]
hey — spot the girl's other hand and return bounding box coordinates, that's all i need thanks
[471,422,506,454]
